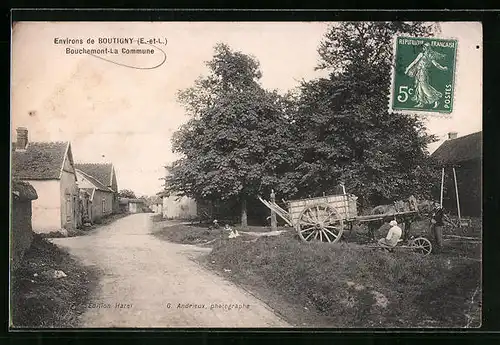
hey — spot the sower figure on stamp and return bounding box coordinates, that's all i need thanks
[429,203,445,253]
[404,42,448,108]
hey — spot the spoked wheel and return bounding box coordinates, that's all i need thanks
[296,203,344,244]
[410,237,433,256]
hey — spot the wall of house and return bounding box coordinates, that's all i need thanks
[60,157,79,230]
[111,169,119,214]
[11,199,34,270]
[27,180,61,233]
[152,204,163,214]
[129,202,143,213]
[162,195,197,220]
[91,190,113,222]
[442,158,481,217]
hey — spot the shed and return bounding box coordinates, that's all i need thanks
[11,180,38,270]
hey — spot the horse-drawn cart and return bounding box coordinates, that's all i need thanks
[258,192,433,256]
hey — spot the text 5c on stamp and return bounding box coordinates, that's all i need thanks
[391,36,458,115]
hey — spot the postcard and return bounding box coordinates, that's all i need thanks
[10,19,482,329]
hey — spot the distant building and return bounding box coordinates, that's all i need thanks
[11,127,80,233]
[160,192,197,220]
[11,180,38,270]
[74,163,119,214]
[160,165,197,220]
[149,196,163,214]
[431,131,482,217]
[119,198,145,213]
[76,168,114,223]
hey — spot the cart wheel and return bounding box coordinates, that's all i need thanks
[410,237,432,256]
[296,203,344,244]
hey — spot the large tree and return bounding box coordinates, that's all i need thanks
[166,43,294,227]
[286,22,441,207]
[118,189,136,199]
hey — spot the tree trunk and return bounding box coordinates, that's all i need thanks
[241,197,248,229]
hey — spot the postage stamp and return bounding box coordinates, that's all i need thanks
[390,36,458,115]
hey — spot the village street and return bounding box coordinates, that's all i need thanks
[51,214,289,328]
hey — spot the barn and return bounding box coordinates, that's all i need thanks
[431,131,482,217]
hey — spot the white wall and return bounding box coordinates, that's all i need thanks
[26,180,61,233]
[162,195,197,220]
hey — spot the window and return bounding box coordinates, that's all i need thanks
[102,198,106,213]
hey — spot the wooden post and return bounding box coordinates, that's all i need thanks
[440,167,445,207]
[452,166,461,224]
[241,197,248,229]
[270,189,277,232]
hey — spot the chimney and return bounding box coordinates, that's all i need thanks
[448,132,458,140]
[16,127,28,150]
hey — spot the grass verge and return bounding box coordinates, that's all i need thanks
[204,233,481,328]
[152,222,290,246]
[10,235,99,328]
[153,223,225,245]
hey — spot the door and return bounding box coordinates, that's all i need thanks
[73,196,78,228]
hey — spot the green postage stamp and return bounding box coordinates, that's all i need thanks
[390,36,458,115]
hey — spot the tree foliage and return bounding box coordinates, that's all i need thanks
[285,22,441,207]
[118,189,136,199]
[166,43,295,225]
[167,23,444,223]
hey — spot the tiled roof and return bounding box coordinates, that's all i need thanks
[75,163,113,188]
[76,169,113,192]
[12,180,38,200]
[12,142,69,180]
[431,132,482,165]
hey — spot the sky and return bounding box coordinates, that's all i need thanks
[11,22,482,196]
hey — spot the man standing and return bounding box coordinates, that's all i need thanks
[378,220,403,249]
[430,203,444,252]
[334,182,346,195]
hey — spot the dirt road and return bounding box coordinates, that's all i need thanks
[51,214,289,328]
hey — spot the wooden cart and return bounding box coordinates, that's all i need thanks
[258,193,433,256]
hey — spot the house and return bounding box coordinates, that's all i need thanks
[431,131,482,217]
[161,192,197,220]
[119,198,145,213]
[11,180,38,270]
[75,169,114,223]
[74,163,119,214]
[11,127,80,233]
[150,196,163,214]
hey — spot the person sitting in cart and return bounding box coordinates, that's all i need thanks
[378,220,403,249]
